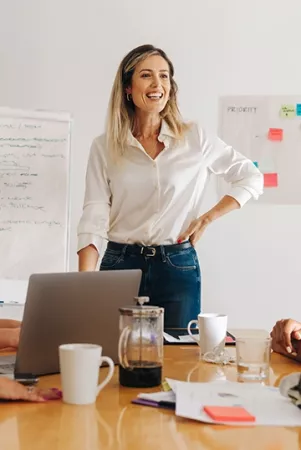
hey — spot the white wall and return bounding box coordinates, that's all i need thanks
[1,0,301,330]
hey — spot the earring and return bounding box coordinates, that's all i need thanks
[126,93,131,101]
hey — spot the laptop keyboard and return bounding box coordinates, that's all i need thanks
[0,355,16,374]
[0,364,14,374]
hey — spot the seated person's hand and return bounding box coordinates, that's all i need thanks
[0,377,45,402]
[270,319,301,357]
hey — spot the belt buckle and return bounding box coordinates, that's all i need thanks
[141,246,156,257]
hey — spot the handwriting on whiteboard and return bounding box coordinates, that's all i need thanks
[0,121,67,235]
[0,108,71,279]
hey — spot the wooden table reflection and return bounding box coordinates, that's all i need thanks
[1,336,301,450]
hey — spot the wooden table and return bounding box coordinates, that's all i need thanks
[1,343,301,450]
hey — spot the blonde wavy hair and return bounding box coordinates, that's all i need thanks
[106,44,189,159]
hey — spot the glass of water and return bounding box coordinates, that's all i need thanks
[236,336,272,382]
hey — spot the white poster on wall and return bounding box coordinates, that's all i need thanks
[218,96,301,205]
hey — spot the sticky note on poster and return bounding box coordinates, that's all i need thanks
[296,104,301,116]
[280,105,295,118]
[264,173,278,188]
[268,128,283,141]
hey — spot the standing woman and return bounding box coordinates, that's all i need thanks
[77,44,263,328]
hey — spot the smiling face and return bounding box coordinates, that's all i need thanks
[126,55,171,115]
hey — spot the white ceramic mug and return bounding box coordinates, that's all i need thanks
[59,343,114,405]
[187,313,228,357]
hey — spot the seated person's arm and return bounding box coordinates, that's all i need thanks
[271,319,301,359]
[0,328,20,349]
[0,319,21,328]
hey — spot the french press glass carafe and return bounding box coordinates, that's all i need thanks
[118,297,164,388]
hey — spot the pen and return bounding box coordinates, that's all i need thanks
[132,398,175,410]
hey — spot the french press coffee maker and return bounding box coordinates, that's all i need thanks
[118,297,164,388]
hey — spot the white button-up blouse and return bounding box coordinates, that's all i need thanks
[77,121,263,254]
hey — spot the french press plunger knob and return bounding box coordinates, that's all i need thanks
[134,296,150,306]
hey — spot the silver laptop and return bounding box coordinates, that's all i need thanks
[0,270,141,377]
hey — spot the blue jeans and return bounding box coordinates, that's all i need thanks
[99,241,201,329]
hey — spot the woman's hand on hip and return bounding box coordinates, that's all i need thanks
[177,214,212,246]
[177,196,240,246]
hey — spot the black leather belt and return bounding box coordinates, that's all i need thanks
[107,241,191,257]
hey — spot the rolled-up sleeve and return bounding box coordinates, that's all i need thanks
[77,138,111,254]
[199,127,264,207]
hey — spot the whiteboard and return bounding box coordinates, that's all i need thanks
[218,96,301,205]
[0,107,71,284]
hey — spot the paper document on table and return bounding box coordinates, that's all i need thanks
[138,391,176,403]
[163,332,180,343]
[163,332,197,343]
[172,380,301,426]
[165,378,180,393]
[178,334,196,343]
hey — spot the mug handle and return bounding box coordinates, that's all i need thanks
[96,356,115,395]
[187,319,199,343]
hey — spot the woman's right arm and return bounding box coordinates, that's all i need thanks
[78,244,99,272]
[77,137,111,270]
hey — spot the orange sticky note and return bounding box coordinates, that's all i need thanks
[203,406,255,422]
[264,173,278,187]
[268,128,283,141]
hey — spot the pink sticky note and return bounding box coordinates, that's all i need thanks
[264,173,278,187]
[268,128,283,141]
[203,406,256,422]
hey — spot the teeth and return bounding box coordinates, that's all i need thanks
[147,93,163,99]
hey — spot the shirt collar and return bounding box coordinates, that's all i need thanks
[127,120,175,147]
[158,120,175,140]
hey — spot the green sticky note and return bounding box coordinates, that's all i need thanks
[280,104,295,118]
